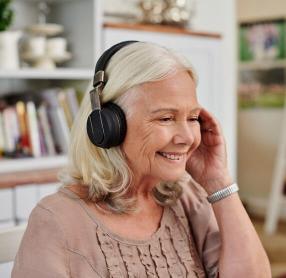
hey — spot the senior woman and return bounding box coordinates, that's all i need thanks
[12,41,270,278]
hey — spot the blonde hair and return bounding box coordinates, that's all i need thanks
[59,42,198,213]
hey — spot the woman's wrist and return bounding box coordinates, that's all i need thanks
[201,175,234,195]
[206,183,239,204]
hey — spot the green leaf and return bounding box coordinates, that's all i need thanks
[0,0,14,31]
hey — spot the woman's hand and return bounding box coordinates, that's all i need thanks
[186,108,233,194]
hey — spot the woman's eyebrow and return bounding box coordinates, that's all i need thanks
[150,106,202,114]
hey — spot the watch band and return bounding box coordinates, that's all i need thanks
[207,183,239,204]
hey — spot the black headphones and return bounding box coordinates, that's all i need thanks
[86,40,138,148]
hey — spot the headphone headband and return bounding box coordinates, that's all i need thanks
[93,40,138,87]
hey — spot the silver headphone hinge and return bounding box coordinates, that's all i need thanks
[90,70,106,111]
[93,70,106,87]
[90,85,103,111]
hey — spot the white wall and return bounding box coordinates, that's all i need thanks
[194,0,238,180]
[104,0,139,15]
[238,109,284,198]
[104,0,238,180]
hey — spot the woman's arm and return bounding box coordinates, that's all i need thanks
[186,108,271,277]
[12,204,70,278]
[203,176,271,278]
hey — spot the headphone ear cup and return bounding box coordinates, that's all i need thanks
[86,110,105,146]
[101,102,127,148]
[86,102,127,148]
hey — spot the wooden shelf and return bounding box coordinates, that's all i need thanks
[0,68,93,80]
[104,22,222,39]
[0,155,68,174]
[0,168,60,189]
[239,60,286,70]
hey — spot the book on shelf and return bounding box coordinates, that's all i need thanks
[0,87,80,160]
[42,89,70,154]
[65,87,79,120]
[37,114,47,156]
[37,104,56,156]
[26,101,41,158]
[0,112,4,155]
[16,101,30,156]
[2,107,19,154]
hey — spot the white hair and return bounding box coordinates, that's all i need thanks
[59,42,198,213]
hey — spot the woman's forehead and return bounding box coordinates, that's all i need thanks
[130,91,199,117]
[136,77,198,110]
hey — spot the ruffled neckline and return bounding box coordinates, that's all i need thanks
[59,187,169,245]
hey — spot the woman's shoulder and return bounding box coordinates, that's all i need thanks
[27,186,101,253]
[30,185,91,228]
[36,186,80,212]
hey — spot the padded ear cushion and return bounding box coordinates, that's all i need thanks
[86,110,104,146]
[86,102,127,148]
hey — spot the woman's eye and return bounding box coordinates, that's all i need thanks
[160,117,174,122]
[188,117,200,122]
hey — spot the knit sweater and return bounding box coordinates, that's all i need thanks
[12,183,221,278]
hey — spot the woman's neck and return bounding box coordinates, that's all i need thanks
[129,174,161,198]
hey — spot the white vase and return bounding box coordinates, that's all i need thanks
[0,31,22,70]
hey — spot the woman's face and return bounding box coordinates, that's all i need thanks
[122,70,202,186]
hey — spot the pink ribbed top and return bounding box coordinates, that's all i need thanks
[12,182,221,278]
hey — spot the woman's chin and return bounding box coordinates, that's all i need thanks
[159,170,186,182]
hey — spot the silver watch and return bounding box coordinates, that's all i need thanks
[207,183,239,204]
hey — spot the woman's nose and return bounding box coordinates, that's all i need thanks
[172,121,195,145]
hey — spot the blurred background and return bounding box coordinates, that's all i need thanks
[0,0,285,277]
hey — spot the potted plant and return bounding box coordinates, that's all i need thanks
[0,0,22,69]
[0,0,13,31]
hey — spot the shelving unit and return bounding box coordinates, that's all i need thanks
[0,168,60,189]
[12,0,103,69]
[0,0,103,176]
[238,18,286,230]
[239,59,286,71]
[0,155,67,174]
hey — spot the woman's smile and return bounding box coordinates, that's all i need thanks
[157,151,187,162]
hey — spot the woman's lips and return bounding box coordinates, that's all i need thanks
[157,151,186,161]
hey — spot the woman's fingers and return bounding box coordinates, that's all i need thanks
[199,108,222,136]
[198,108,225,146]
